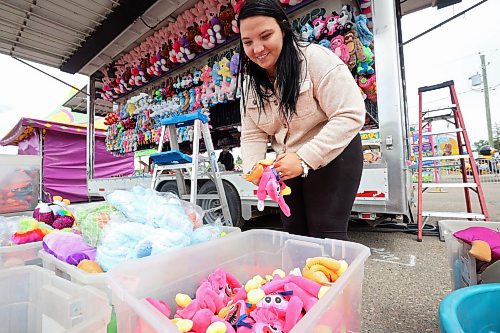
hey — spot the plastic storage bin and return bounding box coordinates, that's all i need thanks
[439,283,500,333]
[38,226,241,297]
[0,265,111,333]
[439,220,500,290]
[0,154,41,214]
[0,241,43,268]
[107,229,371,333]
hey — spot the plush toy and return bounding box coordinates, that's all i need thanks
[202,64,213,85]
[330,35,350,65]
[179,34,195,61]
[77,259,104,273]
[218,57,232,82]
[299,22,314,42]
[357,46,374,75]
[211,63,223,86]
[337,5,355,32]
[358,74,377,102]
[104,112,119,126]
[34,196,75,230]
[355,14,374,47]
[229,52,240,77]
[187,23,204,54]
[344,29,365,70]
[323,12,341,37]
[359,0,372,21]
[176,268,242,320]
[453,227,500,262]
[231,0,244,15]
[311,16,326,41]
[199,20,216,49]
[33,202,55,225]
[318,39,330,49]
[302,257,349,285]
[10,228,45,245]
[243,159,291,217]
[210,13,226,45]
[43,231,97,266]
[219,5,236,37]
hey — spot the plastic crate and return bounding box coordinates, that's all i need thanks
[0,154,40,214]
[38,226,241,298]
[438,220,500,290]
[0,265,111,333]
[439,283,500,333]
[0,241,42,268]
[107,229,371,333]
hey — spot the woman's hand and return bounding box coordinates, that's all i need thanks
[274,153,303,181]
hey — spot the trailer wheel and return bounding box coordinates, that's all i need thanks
[197,181,244,228]
[158,181,190,198]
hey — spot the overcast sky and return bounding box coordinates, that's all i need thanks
[0,0,498,155]
[402,0,500,142]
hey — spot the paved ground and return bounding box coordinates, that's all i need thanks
[349,230,449,333]
[245,182,500,333]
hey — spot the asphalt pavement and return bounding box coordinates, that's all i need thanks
[244,182,500,333]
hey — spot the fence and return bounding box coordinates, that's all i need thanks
[411,158,500,184]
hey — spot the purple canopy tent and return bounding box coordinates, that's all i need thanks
[0,118,133,202]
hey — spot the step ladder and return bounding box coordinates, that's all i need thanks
[150,109,233,225]
[416,80,489,241]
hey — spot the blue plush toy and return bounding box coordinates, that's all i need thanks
[318,39,331,49]
[355,14,374,47]
[211,63,223,86]
[300,22,314,42]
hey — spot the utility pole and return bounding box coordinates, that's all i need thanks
[480,54,493,146]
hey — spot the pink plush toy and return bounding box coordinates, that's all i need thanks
[453,227,500,262]
[176,268,242,319]
[323,13,340,36]
[311,16,326,41]
[258,165,291,217]
[146,297,171,317]
[330,35,350,64]
[246,274,321,332]
[221,300,253,332]
[243,160,291,217]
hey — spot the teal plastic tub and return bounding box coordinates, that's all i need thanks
[439,283,500,333]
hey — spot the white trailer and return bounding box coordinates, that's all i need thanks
[83,0,417,227]
[0,0,443,227]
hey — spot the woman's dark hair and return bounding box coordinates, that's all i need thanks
[237,0,304,121]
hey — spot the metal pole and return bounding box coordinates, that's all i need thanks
[39,129,44,202]
[86,76,96,197]
[480,54,493,146]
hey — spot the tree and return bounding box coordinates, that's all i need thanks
[473,139,490,151]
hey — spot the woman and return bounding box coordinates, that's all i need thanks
[238,0,366,240]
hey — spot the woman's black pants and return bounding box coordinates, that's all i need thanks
[280,134,363,241]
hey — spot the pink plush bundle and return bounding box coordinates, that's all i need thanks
[144,267,328,333]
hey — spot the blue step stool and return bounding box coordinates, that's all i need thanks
[150,150,192,165]
[160,110,209,127]
[439,283,500,333]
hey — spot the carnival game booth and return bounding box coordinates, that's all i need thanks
[0,117,134,203]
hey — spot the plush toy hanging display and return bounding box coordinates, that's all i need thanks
[105,50,242,155]
[103,1,376,156]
